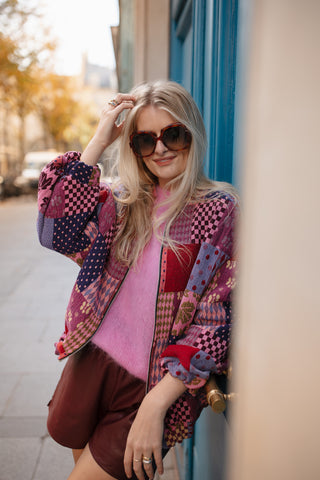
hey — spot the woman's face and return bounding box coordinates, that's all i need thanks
[135,105,189,188]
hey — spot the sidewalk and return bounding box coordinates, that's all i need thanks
[0,197,179,480]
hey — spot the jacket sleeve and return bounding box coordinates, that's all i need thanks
[160,194,239,390]
[37,151,110,265]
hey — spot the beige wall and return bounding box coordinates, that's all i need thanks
[133,0,170,84]
[229,1,320,479]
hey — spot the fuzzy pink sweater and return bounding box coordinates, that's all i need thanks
[92,187,168,380]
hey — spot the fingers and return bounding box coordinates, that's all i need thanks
[109,93,135,103]
[94,93,134,148]
[131,453,154,480]
[141,454,155,480]
[107,93,135,112]
[105,94,135,132]
[123,444,133,479]
[124,447,159,480]
[153,447,164,476]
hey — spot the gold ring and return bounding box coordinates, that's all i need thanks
[142,455,152,464]
[108,99,118,107]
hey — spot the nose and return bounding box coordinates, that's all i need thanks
[154,138,168,155]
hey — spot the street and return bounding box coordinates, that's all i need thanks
[0,196,178,480]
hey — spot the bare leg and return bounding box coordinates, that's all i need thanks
[72,448,84,464]
[67,444,117,480]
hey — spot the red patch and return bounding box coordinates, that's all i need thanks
[99,190,108,202]
[161,345,201,370]
[163,244,200,292]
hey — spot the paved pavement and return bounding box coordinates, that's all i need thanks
[0,196,179,480]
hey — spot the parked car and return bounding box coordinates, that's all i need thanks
[14,150,62,192]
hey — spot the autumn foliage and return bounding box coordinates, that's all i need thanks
[0,0,98,173]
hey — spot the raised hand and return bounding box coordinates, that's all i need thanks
[81,93,135,166]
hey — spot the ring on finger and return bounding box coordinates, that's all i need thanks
[142,455,152,464]
[108,99,119,107]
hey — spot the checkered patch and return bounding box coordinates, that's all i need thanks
[169,204,193,242]
[64,177,99,216]
[191,195,230,243]
[164,396,194,446]
[194,327,230,362]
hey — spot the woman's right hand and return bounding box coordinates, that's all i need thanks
[81,93,135,166]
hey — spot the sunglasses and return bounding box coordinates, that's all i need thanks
[129,123,192,157]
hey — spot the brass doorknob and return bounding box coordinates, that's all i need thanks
[205,376,227,413]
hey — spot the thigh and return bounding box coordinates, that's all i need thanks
[68,445,117,480]
[69,445,170,480]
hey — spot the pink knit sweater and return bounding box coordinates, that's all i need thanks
[92,187,169,380]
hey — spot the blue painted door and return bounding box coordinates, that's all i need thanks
[170,0,238,183]
[170,1,238,479]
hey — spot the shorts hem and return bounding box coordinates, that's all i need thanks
[47,420,87,451]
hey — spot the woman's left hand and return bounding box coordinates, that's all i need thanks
[124,394,165,480]
[123,373,187,480]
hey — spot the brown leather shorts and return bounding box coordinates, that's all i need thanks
[47,343,149,479]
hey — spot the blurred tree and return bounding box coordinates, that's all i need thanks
[0,0,56,170]
[36,72,98,152]
[0,0,99,175]
[0,34,19,173]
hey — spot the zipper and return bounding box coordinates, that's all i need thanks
[145,243,164,393]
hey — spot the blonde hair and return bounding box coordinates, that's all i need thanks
[111,80,236,266]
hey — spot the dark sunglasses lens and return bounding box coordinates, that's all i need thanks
[132,133,155,156]
[162,126,191,151]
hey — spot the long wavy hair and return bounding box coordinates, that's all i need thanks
[111,80,236,266]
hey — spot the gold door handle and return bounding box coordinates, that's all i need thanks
[205,376,237,414]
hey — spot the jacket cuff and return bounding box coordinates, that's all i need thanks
[160,345,217,390]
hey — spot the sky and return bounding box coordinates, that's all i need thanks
[39,0,119,76]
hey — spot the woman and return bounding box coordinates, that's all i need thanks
[37,80,238,480]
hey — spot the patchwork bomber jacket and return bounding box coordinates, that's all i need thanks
[37,151,239,447]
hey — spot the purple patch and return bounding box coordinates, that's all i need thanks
[37,213,54,249]
[186,244,227,295]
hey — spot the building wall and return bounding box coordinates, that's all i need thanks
[134,0,170,84]
[118,0,170,92]
[229,1,320,479]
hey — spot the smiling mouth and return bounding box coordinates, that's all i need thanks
[153,156,174,165]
